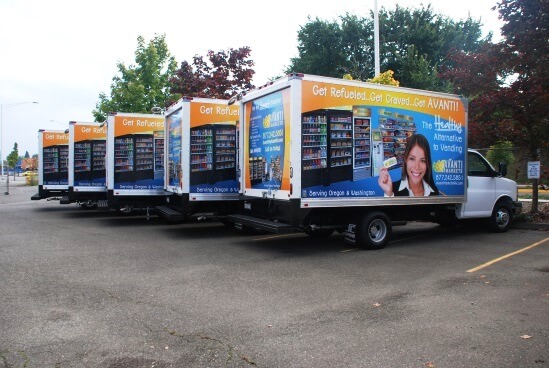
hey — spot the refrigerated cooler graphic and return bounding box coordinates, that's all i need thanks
[375,112,417,175]
[154,131,164,179]
[353,116,371,181]
[190,124,236,186]
[114,134,156,184]
[43,145,69,185]
[301,109,353,188]
[74,140,106,184]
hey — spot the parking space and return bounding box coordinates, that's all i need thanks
[1,186,547,367]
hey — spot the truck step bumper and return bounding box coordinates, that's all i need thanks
[228,214,295,233]
[155,206,186,222]
[97,200,110,210]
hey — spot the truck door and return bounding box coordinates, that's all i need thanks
[459,151,497,218]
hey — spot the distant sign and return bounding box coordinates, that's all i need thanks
[527,161,540,179]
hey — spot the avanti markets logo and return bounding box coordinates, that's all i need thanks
[433,159,463,174]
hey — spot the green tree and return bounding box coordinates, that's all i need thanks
[494,0,548,213]
[24,151,30,159]
[486,141,515,168]
[286,5,488,91]
[93,34,178,121]
[288,17,347,78]
[442,0,547,214]
[6,142,18,179]
[367,70,399,86]
[169,47,255,101]
[439,42,518,150]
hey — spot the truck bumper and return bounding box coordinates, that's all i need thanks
[514,201,523,216]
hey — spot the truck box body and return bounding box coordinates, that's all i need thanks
[66,121,107,205]
[231,74,519,247]
[32,129,69,200]
[158,97,240,220]
[106,112,165,210]
[241,74,466,204]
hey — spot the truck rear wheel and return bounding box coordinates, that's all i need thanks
[356,211,391,250]
[489,200,513,233]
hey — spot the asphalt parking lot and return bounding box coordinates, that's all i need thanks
[1,184,548,368]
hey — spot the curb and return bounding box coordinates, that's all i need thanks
[512,222,549,231]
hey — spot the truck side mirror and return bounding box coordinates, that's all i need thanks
[498,162,507,177]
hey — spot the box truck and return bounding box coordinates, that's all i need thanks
[62,121,108,207]
[228,73,522,249]
[31,129,69,200]
[106,112,165,212]
[155,97,240,222]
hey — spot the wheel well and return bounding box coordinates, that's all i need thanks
[494,196,514,211]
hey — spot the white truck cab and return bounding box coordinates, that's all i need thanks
[458,149,522,232]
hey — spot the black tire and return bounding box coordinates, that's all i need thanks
[356,211,391,250]
[489,201,513,233]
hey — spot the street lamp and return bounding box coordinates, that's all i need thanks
[0,101,39,179]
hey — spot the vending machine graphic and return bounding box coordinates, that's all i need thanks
[352,106,372,181]
[377,111,416,174]
[43,138,69,185]
[301,109,353,188]
[213,125,237,183]
[92,140,107,180]
[190,124,236,186]
[114,135,135,184]
[327,110,353,183]
[190,126,213,185]
[154,131,164,179]
[301,111,328,188]
[74,139,106,184]
[114,134,155,183]
[134,134,154,181]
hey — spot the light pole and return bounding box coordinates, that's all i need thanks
[374,0,380,76]
[0,101,39,180]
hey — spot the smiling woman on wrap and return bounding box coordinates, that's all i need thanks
[377,133,439,197]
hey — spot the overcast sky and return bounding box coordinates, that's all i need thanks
[0,0,504,157]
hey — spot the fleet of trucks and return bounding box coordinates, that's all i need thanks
[30,73,522,248]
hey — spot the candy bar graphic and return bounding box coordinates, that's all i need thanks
[383,157,397,168]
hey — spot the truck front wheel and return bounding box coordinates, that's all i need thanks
[489,200,513,233]
[356,211,391,250]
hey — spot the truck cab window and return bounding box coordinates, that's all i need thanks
[468,152,492,177]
